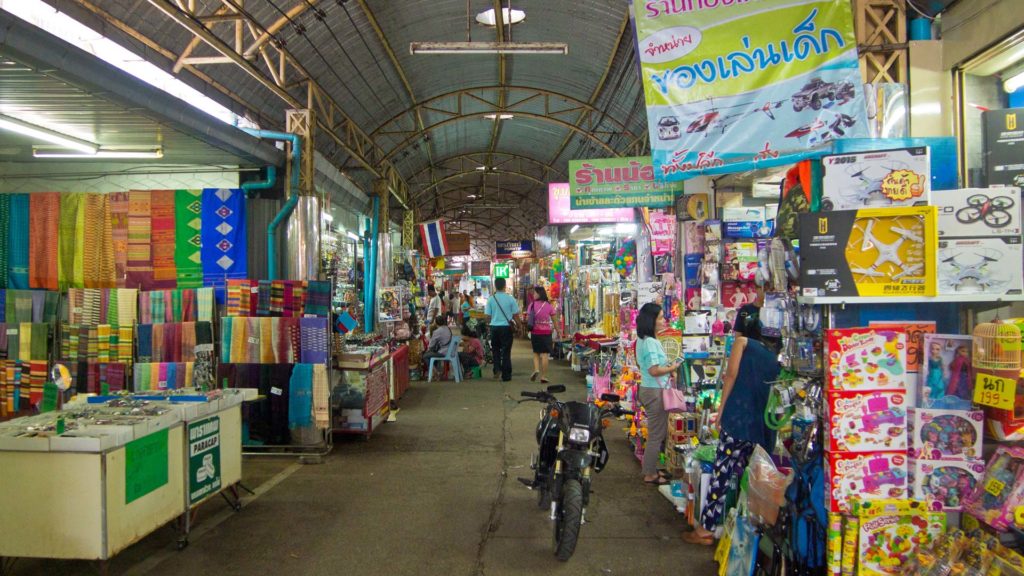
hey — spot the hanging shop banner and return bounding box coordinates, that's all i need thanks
[188,416,222,506]
[548,182,634,224]
[470,261,491,277]
[495,240,534,259]
[569,157,681,208]
[125,428,169,504]
[446,233,471,256]
[633,0,868,179]
[649,210,676,255]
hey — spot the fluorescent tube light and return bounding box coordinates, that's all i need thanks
[570,224,580,233]
[483,114,514,120]
[346,231,360,241]
[1,114,97,153]
[474,166,489,171]
[32,147,163,159]
[410,42,568,55]
[476,8,526,26]
[322,213,334,222]
[1005,69,1024,93]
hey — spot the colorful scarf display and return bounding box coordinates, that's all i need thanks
[217,363,294,444]
[126,190,153,289]
[84,193,116,288]
[305,281,332,318]
[0,194,9,290]
[134,362,194,391]
[57,192,85,290]
[7,194,29,289]
[174,189,204,288]
[66,288,138,326]
[225,280,330,318]
[226,279,258,317]
[109,192,130,285]
[136,321,211,363]
[28,193,60,290]
[299,317,329,364]
[138,288,215,323]
[221,316,305,364]
[0,359,46,410]
[3,290,59,325]
[289,363,313,428]
[151,190,177,289]
[60,323,134,365]
[313,364,329,430]
[72,361,126,394]
[201,188,247,287]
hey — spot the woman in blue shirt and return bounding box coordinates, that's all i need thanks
[635,303,682,486]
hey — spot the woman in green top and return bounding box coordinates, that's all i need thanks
[461,292,471,324]
[635,302,682,485]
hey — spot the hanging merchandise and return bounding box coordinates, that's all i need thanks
[613,239,637,279]
[200,188,248,287]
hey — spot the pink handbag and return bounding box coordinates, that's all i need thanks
[662,386,688,413]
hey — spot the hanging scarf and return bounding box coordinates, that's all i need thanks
[300,317,328,364]
[109,192,130,286]
[126,190,153,289]
[0,195,9,289]
[28,193,60,290]
[289,363,314,428]
[7,194,29,289]
[313,364,329,429]
[200,188,247,288]
[151,190,177,289]
[305,281,331,317]
[57,192,85,290]
[174,189,204,288]
[85,193,116,288]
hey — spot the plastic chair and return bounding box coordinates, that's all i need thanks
[427,336,463,382]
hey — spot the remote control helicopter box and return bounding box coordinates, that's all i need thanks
[934,187,1022,239]
[821,147,931,212]
[799,207,938,298]
[937,237,1023,296]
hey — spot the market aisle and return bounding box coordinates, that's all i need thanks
[11,340,714,576]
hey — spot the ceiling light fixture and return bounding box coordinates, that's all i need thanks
[346,231,360,241]
[474,166,489,171]
[1005,69,1024,93]
[322,213,334,222]
[32,147,163,159]
[570,224,580,233]
[475,7,526,26]
[483,113,514,120]
[1,114,98,154]
[410,42,568,55]
[467,194,478,199]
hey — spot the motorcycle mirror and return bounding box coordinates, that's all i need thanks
[599,393,621,403]
[546,384,566,394]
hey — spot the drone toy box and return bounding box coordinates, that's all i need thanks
[854,498,946,575]
[827,390,908,453]
[907,408,984,461]
[937,237,1023,296]
[934,187,1022,239]
[826,328,908,392]
[909,458,985,511]
[800,207,938,298]
[821,147,931,212]
[826,451,908,513]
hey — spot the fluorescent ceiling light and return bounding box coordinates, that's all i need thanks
[1005,69,1024,93]
[467,194,478,199]
[474,166,489,171]
[322,213,334,222]
[346,231,360,241]
[616,223,636,234]
[483,114,514,120]
[410,42,568,55]
[0,114,98,153]
[32,147,162,159]
[476,8,526,26]
[570,224,580,233]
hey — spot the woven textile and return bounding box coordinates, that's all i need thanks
[193,320,214,389]
[57,192,85,290]
[289,363,314,428]
[257,280,272,316]
[221,316,301,364]
[217,363,293,444]
[0,194,8,289]
[28,193,60,290]
[126,190,153,289]
[2,361,21,413]
[174,189,204,288]
[151,190,177,289]
[72,361,126,394]
[85,193,116,288]
[197,287,214,321]
[7,194,29,289]
[305,281,331,317]
[299,317,329,364]
[117,289,138,325]
[109,192,130,286]
[134,362,194,391]
[200,188,247,287]
[313,364,329,429]
[225,279,257,316]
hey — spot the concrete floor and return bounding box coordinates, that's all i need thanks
[10,340,716,575]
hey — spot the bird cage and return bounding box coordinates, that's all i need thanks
[973,320,1022,372]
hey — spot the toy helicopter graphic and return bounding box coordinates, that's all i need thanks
[940,251,1005,292]
[684,100,786,137]
[785,110,857,147]
[850,219,924,281]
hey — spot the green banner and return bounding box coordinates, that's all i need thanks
[125,428,169,504]
[569,156,681,209]
[494,262,511,279]
[188,416,222,505]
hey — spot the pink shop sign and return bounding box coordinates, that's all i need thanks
[548,182,634,225]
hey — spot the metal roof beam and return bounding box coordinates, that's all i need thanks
[407,152,563,186]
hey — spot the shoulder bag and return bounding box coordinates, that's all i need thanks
[643,338,687,413]
[493,295,517,330]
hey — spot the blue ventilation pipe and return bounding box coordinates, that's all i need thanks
[240,165,277,197]
[241,129,301,280]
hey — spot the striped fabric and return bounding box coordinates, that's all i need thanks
[85,193,116,288]
[29,193,60,290]
[126,190,153,289]
[57,192,85,290]
[0,194,9,289]
[151,190,177,289]
[109,192,130,286]
[7,194,29,289]
[133,362,194,391]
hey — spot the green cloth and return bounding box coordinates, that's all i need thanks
[174,190,203,288]
[29,322,47,361]
[57,193,88,290]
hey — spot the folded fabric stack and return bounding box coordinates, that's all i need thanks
[223,280,331,318]
[134,362,195,391]
[1,289,60,324]
[66,288,139,325]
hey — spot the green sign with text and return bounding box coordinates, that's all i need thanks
[493,263,511,279]
[569,156,681,208]
[188,416,222,505]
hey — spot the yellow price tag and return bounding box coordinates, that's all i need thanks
[974,372,1018,411]
[987,477,1007,497]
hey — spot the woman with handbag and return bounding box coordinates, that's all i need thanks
[635,302,682,486]
[527,286,556,383]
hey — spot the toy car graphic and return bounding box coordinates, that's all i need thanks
[792,78,854,112]
[657,116,681,140]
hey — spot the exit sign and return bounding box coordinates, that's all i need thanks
[494,263,510,278]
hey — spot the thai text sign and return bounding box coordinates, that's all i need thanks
[470,261,491,277]
[548,183,634,224]
[447,233,471,256]
[633,0,867,180]
[570,157,680,208]
[495,240,534,259]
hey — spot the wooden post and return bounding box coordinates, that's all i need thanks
[855,0,908,84]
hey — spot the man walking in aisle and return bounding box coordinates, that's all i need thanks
[426,285,441,331]
[485,277,520,381]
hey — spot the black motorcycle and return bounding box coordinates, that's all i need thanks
[518,385,634,561]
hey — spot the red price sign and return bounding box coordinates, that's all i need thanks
[974,372,1017,411]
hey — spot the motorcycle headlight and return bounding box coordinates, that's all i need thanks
[568,426,591,444]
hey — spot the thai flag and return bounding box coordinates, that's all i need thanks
[419,219,448,258]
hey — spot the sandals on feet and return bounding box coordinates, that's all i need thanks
[530,371,539,382]
[643,476,670,486]
[681,531,714,546]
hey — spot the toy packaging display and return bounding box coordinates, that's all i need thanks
[720,281,759,310]
[919,334,974,409]
[853,498,946,576]
[826,452,908,514]
[937,236,1023,296]
[867,321,935,373]
[826,329,908,392]
[821,146,931,212]
[722,241,759,282]
[909,458,985,511]
[934,187,1022,239]
[799,207,938,298]
[907,408,984,460]
[826,390,908,453]
[963,445,1024,532]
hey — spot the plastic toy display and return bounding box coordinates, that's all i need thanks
[800,207,938,298]
[868,321,935,374]
[908,409,984,460]
[934,187,1022,238]
[826,329,908,392]
[909,459,985,511]
[854,499,946,575]
[827,452,908,514]
[963,446,1024,532]
[919,334,974,409]
[827,391,908,453]
[821,147,931,212]
[937,237,1023,296]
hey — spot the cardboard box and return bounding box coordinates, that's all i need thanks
[934,187,1022,238]
[827,390,908,453]
[855,499,946,575]
[826,329,908,392]
[722,206,777,238]
[821,147,931,212]
[937,237,1023,296]
[908,409,984,460]
[827,451,909,514]
[918,334,974,409]
[909,458,985,511]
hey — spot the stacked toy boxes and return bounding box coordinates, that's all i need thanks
[909,333,986,512]
[825,328,910,514]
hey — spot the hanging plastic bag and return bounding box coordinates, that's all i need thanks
[746,445,793,527]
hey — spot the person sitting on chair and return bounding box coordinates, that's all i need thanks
[422,316,453,374]
[459,326,485,375]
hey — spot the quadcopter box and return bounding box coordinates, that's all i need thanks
[934,187,1022,238]
[821,147,931,212]
[909,458,985,511]
[799,206,938,298]
[826,390,908,453]
[826,328,908,392]
[826,451,908,513]
[937,237,1023,296]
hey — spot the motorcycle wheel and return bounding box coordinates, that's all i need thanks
[553,479,584,561]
